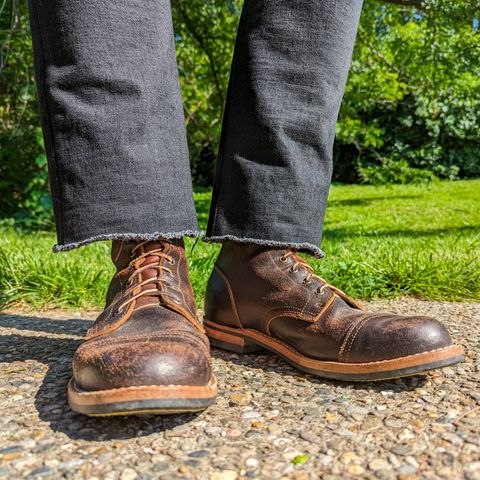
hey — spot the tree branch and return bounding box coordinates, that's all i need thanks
[378,0,424,8]
[175,1,225,109]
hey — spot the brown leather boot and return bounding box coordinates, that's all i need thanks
[68,239,217,416]
[204,242,464,382]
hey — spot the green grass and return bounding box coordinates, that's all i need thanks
[1,179,479,310]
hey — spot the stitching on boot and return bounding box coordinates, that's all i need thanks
[214,265,243,329]
[338,314,376,362]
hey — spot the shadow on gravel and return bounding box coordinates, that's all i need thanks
[0,314,91,335]
[0,313,201,441]
[1,312,427,442]
[210,347,428,394]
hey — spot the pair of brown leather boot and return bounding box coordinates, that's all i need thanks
[68,240,464,416]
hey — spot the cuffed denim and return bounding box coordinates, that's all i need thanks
[27,0,363,256]
[27,0,201,251]
[205,0,363,257]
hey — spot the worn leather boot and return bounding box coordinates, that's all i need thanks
[204,242,464,382]
[68,240,217,416]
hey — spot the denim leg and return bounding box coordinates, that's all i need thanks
[27,0,201,251]
[205,0,364,257]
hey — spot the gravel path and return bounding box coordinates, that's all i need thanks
[0,300,479,480]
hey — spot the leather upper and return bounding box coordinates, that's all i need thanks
[204,242,453,363]
[73,240,212,391]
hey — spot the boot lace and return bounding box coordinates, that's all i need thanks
[116,240,180,313]
[279,251,336,296]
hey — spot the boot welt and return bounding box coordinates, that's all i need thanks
[67,376,218,416]
[204,320,465,382]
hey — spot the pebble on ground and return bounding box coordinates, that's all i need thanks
[0,300,479,480]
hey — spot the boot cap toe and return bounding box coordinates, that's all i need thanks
[73,333,212,391]
[344,315,453,363]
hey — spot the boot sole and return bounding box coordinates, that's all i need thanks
[204,320,465,382]
[67,376,217,416]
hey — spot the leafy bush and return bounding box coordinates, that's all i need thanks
[0,0,46,223]
[334,0,480,184]
[358,158,438,185]
[172,0,241,187]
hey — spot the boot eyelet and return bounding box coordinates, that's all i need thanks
[113,305,125,316]
[279,255,288,263]
[168,259,175,265]
[289,267,298,273]
[303,279,311,285]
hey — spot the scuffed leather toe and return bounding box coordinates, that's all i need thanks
[203,243,463,381]
[73,334,212,391]
[343,315,453,363]
[71,240,213,394]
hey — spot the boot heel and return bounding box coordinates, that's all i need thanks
[204,321,263,354]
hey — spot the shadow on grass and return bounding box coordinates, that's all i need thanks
[323,224,479,239]
[0,312,426,440]
[326,194,422,207]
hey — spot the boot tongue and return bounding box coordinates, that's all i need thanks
[112,239,184,270]
[134,242,169,302]
[130,240,200,328]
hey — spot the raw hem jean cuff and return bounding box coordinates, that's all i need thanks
[202,234,325,259]
[53,230,204,253]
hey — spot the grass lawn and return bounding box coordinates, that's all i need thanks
[1,179,479,310]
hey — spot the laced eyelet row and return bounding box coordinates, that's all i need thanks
[280,251,329,295]
[114,241,182,313]
[316,284,327,295]
[129,243,176,263]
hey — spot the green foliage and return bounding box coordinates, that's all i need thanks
[0,0,479,226]
[0,0,47,223]
[0,181,479,310]
[358,158,437,185]
[335,0,480,183]
[172,0,242,186]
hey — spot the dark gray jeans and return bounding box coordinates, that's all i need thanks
[28,0,363,257]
